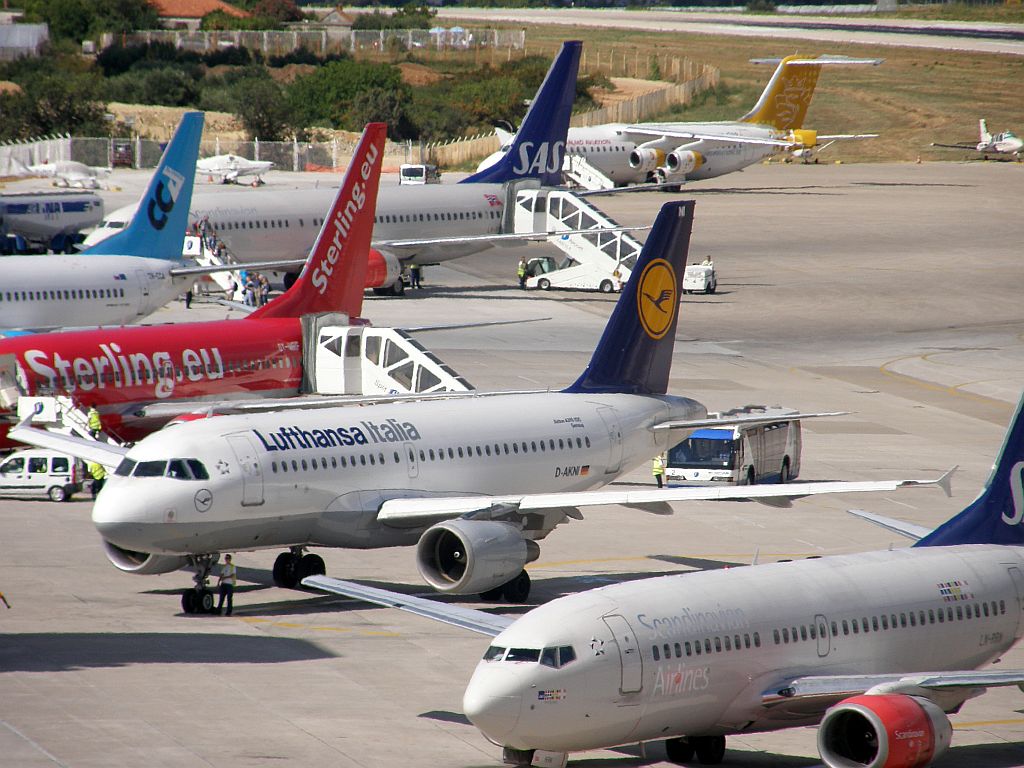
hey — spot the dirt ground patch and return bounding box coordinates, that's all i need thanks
[107,102,247,142]
[398,62,448,86]
[593,77,664,107]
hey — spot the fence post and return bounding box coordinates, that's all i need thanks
[293,135,299,172]
[254,137,260,162]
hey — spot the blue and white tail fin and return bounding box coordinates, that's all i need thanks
[563,200,694,396]
[83,111,203,260]
[915,392,1024,547]
[461,41,581,187]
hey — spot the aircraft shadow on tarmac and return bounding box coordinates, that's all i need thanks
[0,632,334,672]
[685,185,844,196]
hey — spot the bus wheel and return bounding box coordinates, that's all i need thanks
[745,467,756,486]
[538,278,551,291]
[779,460,790,484]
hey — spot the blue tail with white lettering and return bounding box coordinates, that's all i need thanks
[915,391,1024,547]
[564,200,694,396]
[461,41,581,187]
[83,111,203,260]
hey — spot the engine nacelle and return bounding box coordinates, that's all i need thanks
[666,149,704,175]
[416,519,540,595]
[790,128,818,148]
[365,248,401,290]
[818,694,952,768]
[628,147,666,172]
[102,539,189,575]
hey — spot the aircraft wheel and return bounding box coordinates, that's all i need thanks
[273,552,300,589]
[181,590,198,614]
[48,485,67,502]
[708,282,716,294]
[298,553,326,584]
[199,590,216,614]
[391,278,405,296]
[599,279,614,294]
[665,737,695,764]
[692,735,725,765]
[538,278,551,291]
[779,460,790,484]
[501,571,531,603]
[283,272,298,290]
[478,585,504,603]
[502,747,534,766]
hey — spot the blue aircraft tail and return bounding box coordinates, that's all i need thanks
[83,112,203,260]
[563,200,695,396]
[915,391,1024,547]
[461,41,581,187]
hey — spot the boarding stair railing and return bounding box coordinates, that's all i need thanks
[563,152,617,191]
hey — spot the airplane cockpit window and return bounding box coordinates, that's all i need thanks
[134,460,168,477]
[482,645,506,661]
[187,460,209,479]
[166,459,191,479]
[114,458,136,477]
[506,648,541,663]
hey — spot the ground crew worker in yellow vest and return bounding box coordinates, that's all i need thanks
[517,257,528,289]
[217,554,237,616]
[88,462,106,498]
[87,404,102,438]
[652,453,666,488]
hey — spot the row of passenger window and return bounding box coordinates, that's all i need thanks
[209,208,501,234]
[653,632,762,662]
[268,434,594,476]
[2,287,126,303]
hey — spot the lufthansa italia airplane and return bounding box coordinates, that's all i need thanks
[13,201,947,615]
[305,393,1024,768]
[84,42,585,294]
[0,123,386,449]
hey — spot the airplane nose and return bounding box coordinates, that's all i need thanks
[463,675,523,743]
[91,483,159,550]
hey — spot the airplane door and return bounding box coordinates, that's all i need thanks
[602,614,643,695]
[596,407,623,474]
[134,270,151,316]
[226,435,264,507]
[815,613,830,658]
[1007,567,1024,638]
[404,441,418,480]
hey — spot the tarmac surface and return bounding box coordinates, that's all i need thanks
[2,160,1024,767]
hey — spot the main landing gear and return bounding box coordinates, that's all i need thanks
[665,735,726,765]
[479,570,531,603]
[272,547,326,589]
[181,554,219,614]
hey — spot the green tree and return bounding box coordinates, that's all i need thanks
[234,77,291,140]
[21,0,157,42]
[286,60,406,129]
[343,88,412,139]
[0,72,107,140]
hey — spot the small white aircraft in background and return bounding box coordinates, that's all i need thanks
[785,130,879,164]
[196,153,273,184]
[305,391,1024,768]
[12,158,112,189]
[932,119,1023,160]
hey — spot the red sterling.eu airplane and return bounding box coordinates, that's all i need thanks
[0,123,386,449]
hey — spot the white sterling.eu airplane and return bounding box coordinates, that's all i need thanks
[196,153,273,184]
[12,201,947,615]
[480,54,880,189]
[83,42,588,295]
[0,113,206,332]
[304,392,1024,768]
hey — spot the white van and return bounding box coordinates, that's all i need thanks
[525,255,625,293]
[0,448,86,501]
[399,164,441,185]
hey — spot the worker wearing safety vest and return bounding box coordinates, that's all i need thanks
[87,405,102,438]
[517,257,528,289]
[88,462,106,498]
[217,555,237,616]
[652,453,666,488]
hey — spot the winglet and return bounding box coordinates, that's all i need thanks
[250,123,385,320]
[82,112,203,261]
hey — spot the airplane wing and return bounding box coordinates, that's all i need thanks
[623,126,795,148]
[8,418,129,468]
[301,575,513,637]
[652,411,849,431]
[815,134,879,141]
[761,669,1024,708]
[169,258,307,277]
[846,508,935,541]
[375,471,954,529]
[930,142,976,150]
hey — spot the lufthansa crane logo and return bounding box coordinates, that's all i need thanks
[637,258,678,340]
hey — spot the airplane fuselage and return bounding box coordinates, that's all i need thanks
[465,545,1024,752]
[92,392,703,555]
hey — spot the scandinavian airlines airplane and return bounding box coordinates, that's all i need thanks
[481,54,880,188]
[83,42,584,295]
[0,113,206,332]
[305,392,1024,768]
[0,123,386,449]
[13,201,946,615]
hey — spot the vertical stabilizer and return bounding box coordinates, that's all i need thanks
[250,123,385,320]
[916,392,1024,547]
[980,119,992,144]
[563,200,695,396]
[83,112,203,260]
[461,41,581,187]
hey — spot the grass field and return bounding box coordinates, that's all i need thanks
[476,24,1024,163]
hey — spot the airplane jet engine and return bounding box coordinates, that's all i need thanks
[102,539,189,575]
[817,694,952,768]
[365,248,402,290]
[666,149,704,175]
[628,147,666,172]
[416,519,540,596]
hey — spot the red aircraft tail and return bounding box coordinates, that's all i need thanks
[250,123,385,320]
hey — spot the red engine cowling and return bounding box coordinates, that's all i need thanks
[817,694,952,768]
[365,248,402,290]
[628,147,666,172]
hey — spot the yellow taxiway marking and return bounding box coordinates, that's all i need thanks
[240,617,399,637]
[954,718,1024,728]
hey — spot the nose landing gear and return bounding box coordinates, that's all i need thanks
[181,554,219,614]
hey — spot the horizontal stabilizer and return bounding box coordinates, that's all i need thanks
[847,509,934,541]
[301,576,512,637]
[750,56,883,66]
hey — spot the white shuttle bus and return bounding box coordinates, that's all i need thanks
[666,406,802,486]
